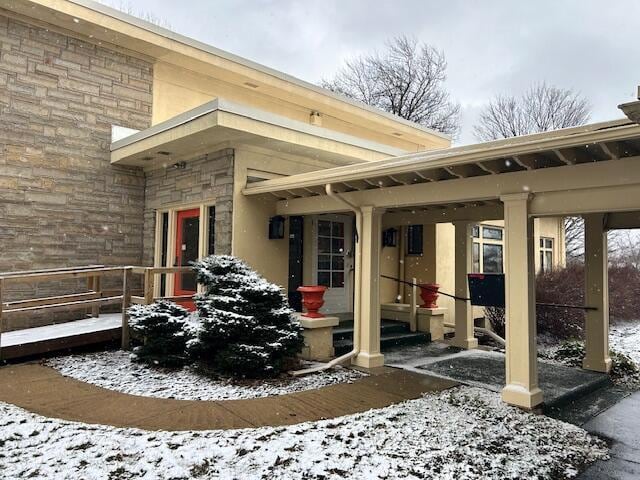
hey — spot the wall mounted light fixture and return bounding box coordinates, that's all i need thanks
[269,215,286,239]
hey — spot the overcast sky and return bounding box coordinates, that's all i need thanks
[108,0,639,144]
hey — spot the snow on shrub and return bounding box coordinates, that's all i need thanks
[189,255,304,378]
[128,300,193,368]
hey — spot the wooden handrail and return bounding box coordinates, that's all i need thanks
[0,266,126,283]
[134,266,192,275]
[3,295,122,315]
[3,292,100,309]
[0,264,200,359]
[0,265,105,277]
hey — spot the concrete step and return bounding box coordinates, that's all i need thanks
[334,328,430,356]
[333,319,410,341]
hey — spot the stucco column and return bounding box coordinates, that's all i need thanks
[500,193,543,409]
[452,221,478,349]
[583,213,612,373]
[353,206,384,368]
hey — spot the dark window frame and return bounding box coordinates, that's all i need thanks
[406,224,424,256]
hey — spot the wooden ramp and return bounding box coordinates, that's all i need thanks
[1,314,121,360]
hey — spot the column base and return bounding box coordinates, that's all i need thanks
[451,336,478,349]
[501,384,543,409]
[352,352,385,369]
[583,356,612,373]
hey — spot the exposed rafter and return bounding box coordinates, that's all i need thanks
[600,142,620,160]
[476,162,499,174]
[553,149,573,165]
[443,166,463,178]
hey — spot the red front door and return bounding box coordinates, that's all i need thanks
[174,208,200,308]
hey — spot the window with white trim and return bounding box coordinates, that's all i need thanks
[472,225,504,273]
[540,237,554,272]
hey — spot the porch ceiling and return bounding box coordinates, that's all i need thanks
[243,118,640,201]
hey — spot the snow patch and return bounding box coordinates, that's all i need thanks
[46,351,366,400]
[0,386,607,479]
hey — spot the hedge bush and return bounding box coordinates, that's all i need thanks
[486,264,640,340]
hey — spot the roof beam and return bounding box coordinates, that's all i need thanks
[512,155,534,170]
[553,148,574,165]
[244,123,640,196]
[443,166,464,178]
[600,142,620,161]
[383,204,503,227]
[276,155,640,215]
[476,162,499,174]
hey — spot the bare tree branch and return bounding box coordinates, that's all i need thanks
[322,36,460,137]
[97,0,172,29]
[473,82,590,142]
[474,83,592,262]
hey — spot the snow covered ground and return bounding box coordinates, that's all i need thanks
[45,350,366,400]
[610,320,640,365]
[0,386,607,480]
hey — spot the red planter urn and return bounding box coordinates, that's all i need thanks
[297,285,327,318]
[418,283,440,309]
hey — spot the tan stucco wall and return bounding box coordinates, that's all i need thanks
[231,146,342,288]
[152,61,439,155]
[378,217,565,325]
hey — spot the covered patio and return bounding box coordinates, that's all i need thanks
[244,116,640,408]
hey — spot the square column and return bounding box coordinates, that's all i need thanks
[500,193,543,409]
[452,221,478,349]
[583,213,612,373]
[353,206,384,368]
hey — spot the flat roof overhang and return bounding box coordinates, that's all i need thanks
[110,99,408,167]
[242,119,640,227]
[620,100,640,124]
[243,118,640,200]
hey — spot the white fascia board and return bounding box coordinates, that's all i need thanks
[110,98,407,157]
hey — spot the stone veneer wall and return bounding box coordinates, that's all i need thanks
[142,149,234,267]
[0,12,152,307]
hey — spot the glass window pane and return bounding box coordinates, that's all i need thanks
[407,224,423,255]
[331,221,344,237]
[332,237,344,254]
[331,272,344,288]
[482,227,503,240]
[545,251,553,271]
[483,244,503,273]
[318,220,331,236]
[472,225,480,238]
[540,251,545,271]
[540,238,544,248]
[318,236,331,253]
[318,271,330,287]
[318,255,331,270]
[208,206,216,255]
[332,255,344,270]
[473,242,480,273]
[545,238,553,249]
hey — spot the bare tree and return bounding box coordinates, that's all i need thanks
[322,36,460,137]
[609,230,640,268]
[473,83,590,142]
[98,1,172,29]
[474,83,591,261]
[564,216,585,263]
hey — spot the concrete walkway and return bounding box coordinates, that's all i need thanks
[0,363,457,431]
[579,391,640,479]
